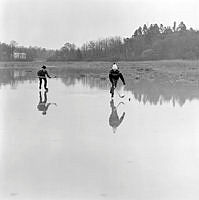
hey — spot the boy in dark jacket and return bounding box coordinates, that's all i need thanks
[37,65,51,90]
[109,63,125,98]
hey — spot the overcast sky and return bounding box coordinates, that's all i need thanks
[0,0,198,49]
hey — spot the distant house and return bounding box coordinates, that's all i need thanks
[13,52,26,60]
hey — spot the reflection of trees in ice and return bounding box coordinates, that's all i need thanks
[133,93,187,107]
[61,74,109,90]
[60,73,198,107]
[79,75,109,90]
[1,68,199,106]
[0,68,36,89]
[128,79,197,107]
[60,75,76,86]
[50,66,110,89]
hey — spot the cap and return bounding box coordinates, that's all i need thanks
[112,63,118,70]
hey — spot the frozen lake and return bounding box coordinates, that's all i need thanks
[1,66,199,200]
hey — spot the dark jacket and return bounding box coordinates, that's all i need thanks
[109,69,125,85]
[37,69,51,78]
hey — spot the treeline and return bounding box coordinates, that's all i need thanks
[47,38,123,61]
[0,41,54,61]
[48,21,199,61]
[2,21,199,61]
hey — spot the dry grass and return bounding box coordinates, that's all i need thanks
[1,60,199,84]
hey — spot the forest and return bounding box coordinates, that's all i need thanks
[1,22,199,61]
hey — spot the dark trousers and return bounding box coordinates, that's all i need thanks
[39,78,47,89]
[110,80,117,97]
